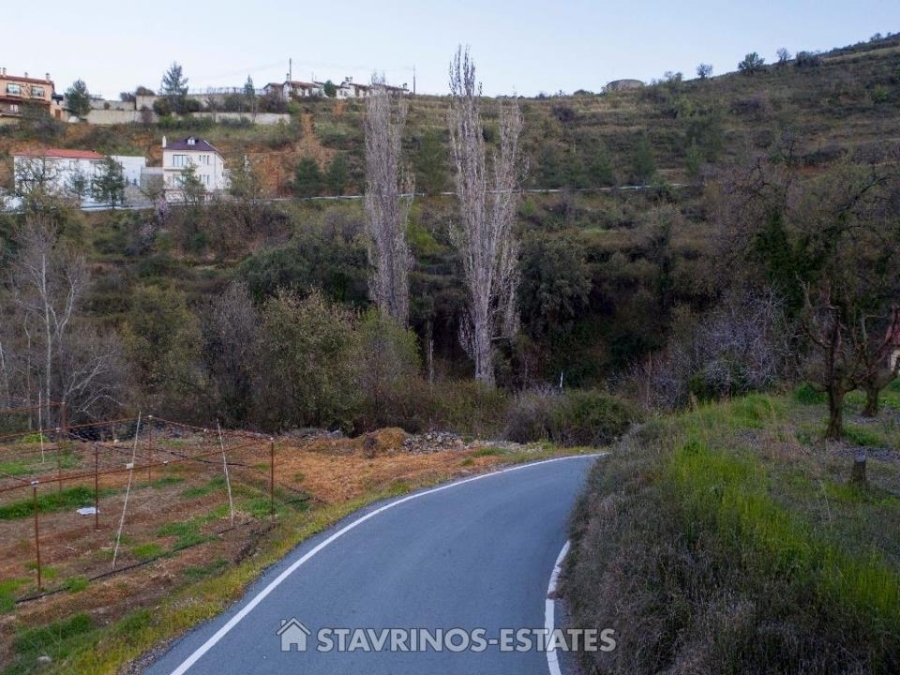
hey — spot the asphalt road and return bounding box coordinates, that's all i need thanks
[146,455,597,675]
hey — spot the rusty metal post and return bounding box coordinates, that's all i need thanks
[147,415,153,483]
[32,483,42,591]
[94,445,100,530]
[56,426,62,496]
[270,439,275,519]
[61,401,68,438]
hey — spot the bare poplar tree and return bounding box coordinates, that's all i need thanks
[448,46,524,386]
[363,76,412,326]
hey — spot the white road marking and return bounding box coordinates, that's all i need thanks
[545,540,570,675]
[167,454,596,674]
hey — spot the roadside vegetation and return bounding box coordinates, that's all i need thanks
[565,389,900,674]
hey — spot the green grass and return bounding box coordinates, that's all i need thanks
[182,559,228,582]
[667,442,900,623]
[843,423,892,448]
[5,614,97,675]
[0,578,28,612]
[131,542,165,561]
[0,459,36,477]
[64,576,89,593]
[156,520,212,550]
[149,476,185,489]
[0,486,96,520]
[470,447,502,458]
[179,475,226,499]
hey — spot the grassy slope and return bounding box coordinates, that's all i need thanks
[564,387,900,674]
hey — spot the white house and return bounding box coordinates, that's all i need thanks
[284,80,323,99]
[110,155,146,186]
[161,135,227,200]
[13,148,103,200]
[13,149,146,207]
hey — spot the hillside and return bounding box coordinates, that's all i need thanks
[2,34,899,193]
[0,33,898,404]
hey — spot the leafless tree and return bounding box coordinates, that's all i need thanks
[4,217,126,423]
[363,76,412,326]
[448,46,525,386]
[200,281,260,426]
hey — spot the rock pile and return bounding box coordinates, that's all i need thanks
[402,432,465,454]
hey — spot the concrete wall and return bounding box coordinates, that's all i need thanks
[85,109,158,125]
[86,107,287,126]
[89,99,135,111]
[191,112,289,125]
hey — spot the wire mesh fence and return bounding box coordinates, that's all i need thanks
[0,406,303,607]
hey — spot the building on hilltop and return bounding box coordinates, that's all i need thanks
[161,136,227,201]
[12,148,146,207]
[265,76,408,101]
[604,79,644,93]
[0,68,64,123]
[13,148,105,205]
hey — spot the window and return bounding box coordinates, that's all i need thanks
[199,154,210,165]
[6,83,22,95]
[172,154,188,167]
[31,86,45,98]
[202,174,210,186]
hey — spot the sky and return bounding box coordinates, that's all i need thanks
[5,1,899,99]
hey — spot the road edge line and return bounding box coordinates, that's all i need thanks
[545,540,570,675]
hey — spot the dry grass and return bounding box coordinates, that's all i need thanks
[0,425,564,675]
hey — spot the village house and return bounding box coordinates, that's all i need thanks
[12,149,146,206]
[0,68,64,123]
[283,80,324,98]
[264,77,408,101]
[161,135,227,200]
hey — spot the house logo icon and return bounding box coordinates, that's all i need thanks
[277,618,312,652]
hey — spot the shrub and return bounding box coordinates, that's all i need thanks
[505,388,639,447]
[353,310,422,431]
[550,389,639,446]
[425,380,510,438]
[505,387,557,443]
[152,98,172,117]
[795,51,823,68]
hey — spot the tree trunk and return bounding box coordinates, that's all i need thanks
[862,383,880,417]
[825,386,845,440]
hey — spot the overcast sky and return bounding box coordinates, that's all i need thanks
[5,1,899,98]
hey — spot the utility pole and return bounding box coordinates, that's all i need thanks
[289,58,293,82]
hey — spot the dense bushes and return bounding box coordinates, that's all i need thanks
[505,388,639,446]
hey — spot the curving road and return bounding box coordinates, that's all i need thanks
[146,455,597,675]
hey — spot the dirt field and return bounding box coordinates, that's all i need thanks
[0,422,538,669]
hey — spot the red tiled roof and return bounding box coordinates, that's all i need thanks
[13,148,104,160]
